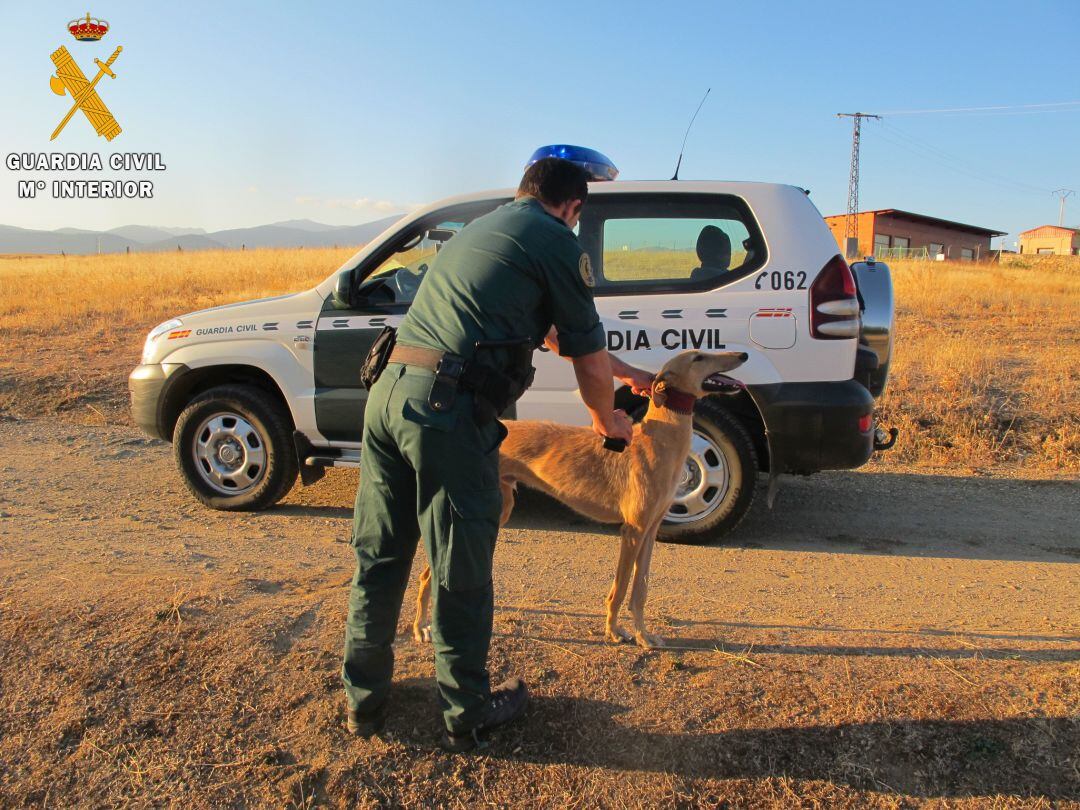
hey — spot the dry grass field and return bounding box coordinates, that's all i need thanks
[0,247,355,425]
[1,248,1077,476]
[874,255,1079,476]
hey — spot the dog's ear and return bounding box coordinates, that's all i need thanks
[651,375,668,408]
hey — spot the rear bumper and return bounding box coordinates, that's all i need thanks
[749,379,875,474]
[128,363,187,441]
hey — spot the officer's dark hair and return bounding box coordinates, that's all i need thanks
[517,158,590,207]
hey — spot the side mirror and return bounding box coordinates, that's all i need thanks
[332,268,354,310]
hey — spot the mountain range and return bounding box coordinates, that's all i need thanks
[0,216,403,256]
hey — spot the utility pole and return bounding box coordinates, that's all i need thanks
[837,112,881,258]
[1051,188,1075,226]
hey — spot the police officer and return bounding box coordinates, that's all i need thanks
[342,157,652,750]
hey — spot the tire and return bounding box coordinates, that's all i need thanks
[172,384,298,511]
[657,399,758,544]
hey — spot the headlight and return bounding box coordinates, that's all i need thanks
[141,318,183,364]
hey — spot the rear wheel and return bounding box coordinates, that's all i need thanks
[173,384,298,511]
[658,400,758,544]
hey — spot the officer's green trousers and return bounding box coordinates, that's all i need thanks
[342,363,504,733]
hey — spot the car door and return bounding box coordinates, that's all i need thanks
[313,294,409,444]
[313,200,506,444]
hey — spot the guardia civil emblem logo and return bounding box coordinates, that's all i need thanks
[49,13,123,141]
[579,252,594,287]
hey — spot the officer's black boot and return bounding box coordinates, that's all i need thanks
[346,702,387,737]
[443,677,528,753]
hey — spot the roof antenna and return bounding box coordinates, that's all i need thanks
[671,88,711,180]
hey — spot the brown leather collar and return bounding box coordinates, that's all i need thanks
[656,386,696,415]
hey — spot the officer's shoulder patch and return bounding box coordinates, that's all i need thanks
[578,252,594,287]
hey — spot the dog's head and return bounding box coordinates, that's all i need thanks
[651,350,749,408]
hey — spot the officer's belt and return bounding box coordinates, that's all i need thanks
[389,344,531,421]
[389,344,445,372]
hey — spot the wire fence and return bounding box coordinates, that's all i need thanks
[873,246,932,260]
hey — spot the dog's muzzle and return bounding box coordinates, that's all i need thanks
[701,373,745,394]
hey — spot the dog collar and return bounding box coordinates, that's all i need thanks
[657,387,697,415]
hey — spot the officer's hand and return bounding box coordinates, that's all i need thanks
[594,409,634,446]
[619,367,655,398]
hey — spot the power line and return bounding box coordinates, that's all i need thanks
[874,132,1026,197]
[877,121,1054,196]
[919,109,1080,119]
[877,100,1080,116]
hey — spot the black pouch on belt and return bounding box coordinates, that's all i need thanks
[360,326,397,390]
[469,338,536,425]
[428,352,466,413]
[468,365,499,426]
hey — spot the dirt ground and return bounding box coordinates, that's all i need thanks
[0,418,1077,807]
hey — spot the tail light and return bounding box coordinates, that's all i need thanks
[810,254,860,339]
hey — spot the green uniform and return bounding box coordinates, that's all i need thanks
[342,197,606,732]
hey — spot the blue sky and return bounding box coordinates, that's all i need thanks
[1,0,1077,248]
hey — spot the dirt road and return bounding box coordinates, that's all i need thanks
[1,418,1077,807]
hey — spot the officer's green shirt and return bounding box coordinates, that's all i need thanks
[396,197,605,363]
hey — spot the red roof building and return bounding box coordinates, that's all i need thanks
[824,209,1005,261]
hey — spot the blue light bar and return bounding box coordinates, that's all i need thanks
[526,145,619,181]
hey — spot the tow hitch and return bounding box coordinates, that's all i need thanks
[874,425,898,451]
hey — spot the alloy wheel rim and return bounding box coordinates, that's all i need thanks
[666,429,731,524]
[191,411,267,495]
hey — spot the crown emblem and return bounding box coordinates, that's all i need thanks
[68,12,109,41]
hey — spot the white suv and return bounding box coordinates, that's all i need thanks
[130,181,895,541]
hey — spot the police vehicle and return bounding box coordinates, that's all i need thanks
[130,146,896,541]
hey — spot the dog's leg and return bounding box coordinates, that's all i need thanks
[499,476,516,527]
[412,564,432,643]
[605,524,643,643]
[628,522,664,649]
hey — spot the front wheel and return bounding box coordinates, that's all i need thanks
[173,384,298,511]
[657,400,758,544]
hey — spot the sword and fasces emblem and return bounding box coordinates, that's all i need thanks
[49,45,122,141]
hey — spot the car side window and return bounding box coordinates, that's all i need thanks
[578,194,766,295]
[361,229,443,305]
[353,200,507,306]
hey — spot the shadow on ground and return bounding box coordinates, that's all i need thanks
[501,605,1080,650]
[382,681,1076,800]
[501,471,1080,563]
[503,627,1080,663]
[513,705,1078,800]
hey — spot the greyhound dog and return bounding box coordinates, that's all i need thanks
[412,349,749,650]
